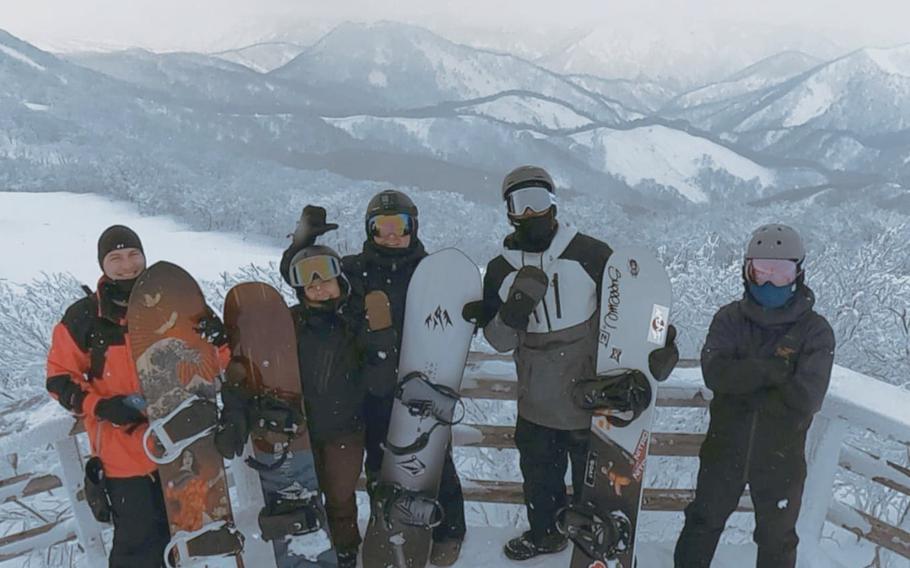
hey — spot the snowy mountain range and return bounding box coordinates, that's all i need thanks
[3,20,910,216]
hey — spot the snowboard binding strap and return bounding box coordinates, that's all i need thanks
[258,492,324,541]
[555,503,631,561]
[376,483,445,530]
[163,520,244,568]
[245,394,305,471]
[143,396,219,465]
[383,372,465,456]
[572,369,652,427]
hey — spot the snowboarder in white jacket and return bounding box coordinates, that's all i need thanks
[464,166,679,561]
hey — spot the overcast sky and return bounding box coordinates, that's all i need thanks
[2,0,908,56]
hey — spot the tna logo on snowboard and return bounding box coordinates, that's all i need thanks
[648,304,670,345]
[397,455,427,477]
[424,306,454,331]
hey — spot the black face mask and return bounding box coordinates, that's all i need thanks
[103,277,138,306]
[511,214,558,253]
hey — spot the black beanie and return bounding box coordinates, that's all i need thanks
[97,225,144,268]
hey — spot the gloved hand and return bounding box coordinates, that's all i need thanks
[648,324,679,382]
[214,382,252,459]
[364,327,398,365]
[462,300,490,327]
[95,395,147,427]
[764,356,796,386]
[195,308,229,347]
[499,266,549,331]
[52,379,87,414]
[291,205,339,247]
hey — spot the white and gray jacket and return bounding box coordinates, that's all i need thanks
[481,223,613,431]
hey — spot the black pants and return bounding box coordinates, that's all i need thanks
[106,473,170,568]
[514,415,589,542]
[363,392,466,541]
[674,439,807,567]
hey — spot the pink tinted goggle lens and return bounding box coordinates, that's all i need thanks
[748,259,798,287]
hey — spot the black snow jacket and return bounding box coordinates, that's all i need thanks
[341,239,427,396]
[699,284,836,476]
[291,303,396,444]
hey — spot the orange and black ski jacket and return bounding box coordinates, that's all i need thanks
[46,277,228,479]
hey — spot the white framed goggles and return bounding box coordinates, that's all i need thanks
[289,255,342,288]
[506,186,556,218]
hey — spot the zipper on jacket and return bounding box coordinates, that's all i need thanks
[553,273,562,319]
[742,411,759,484]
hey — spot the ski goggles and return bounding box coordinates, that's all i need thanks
[746,258,799,287]
[506,186,556,218]
[368,213,413,238]
[289,254,342,288]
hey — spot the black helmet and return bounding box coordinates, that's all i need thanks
[501,165,555,200]
[288,244,350,307]
[364,189,418,238]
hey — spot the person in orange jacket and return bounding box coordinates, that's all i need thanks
[45,225,230,568]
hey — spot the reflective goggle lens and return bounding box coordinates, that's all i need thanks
[290,255,342,287]
[369,214,412,238]
[506,186,555,218]
[747,259,798,287]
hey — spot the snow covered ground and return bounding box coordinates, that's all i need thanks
[0,191,281,285]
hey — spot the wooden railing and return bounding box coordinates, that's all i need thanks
[0,354,908,567]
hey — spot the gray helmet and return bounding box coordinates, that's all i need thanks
[745,224,805,263]
[501,165,555,200]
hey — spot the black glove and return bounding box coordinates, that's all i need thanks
[95,395,147,427]
[196,308,229,347]
[49,377,87,414]
[648,324,679,382]
[764,356,796,386]
[499,266,549,331]
[291,205,339,247]
[215,382,253,459]
[364,327,398,366]
[462,300,490,327]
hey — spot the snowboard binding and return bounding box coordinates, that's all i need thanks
[572,369,652,427]
[143,396,219,464]
[374,482,445,530]
[258,491,324,541]
[163,520,244,568]
[245,393,305,471]
[383,372,465,455]
[556,503,632,562]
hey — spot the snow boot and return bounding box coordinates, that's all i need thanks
[337,547,358,568]
[430,538,462,566]
[503,530,567,561]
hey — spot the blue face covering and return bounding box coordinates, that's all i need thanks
[748,281,796,309]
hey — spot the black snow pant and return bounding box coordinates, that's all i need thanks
[515,415,589,543]
[106,472,170,568]
[363,392,466,541]
[674,422,808,568]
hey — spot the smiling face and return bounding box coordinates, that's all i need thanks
[304,277,342,303]
[101,248,146,280]
[373,232,412,249]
